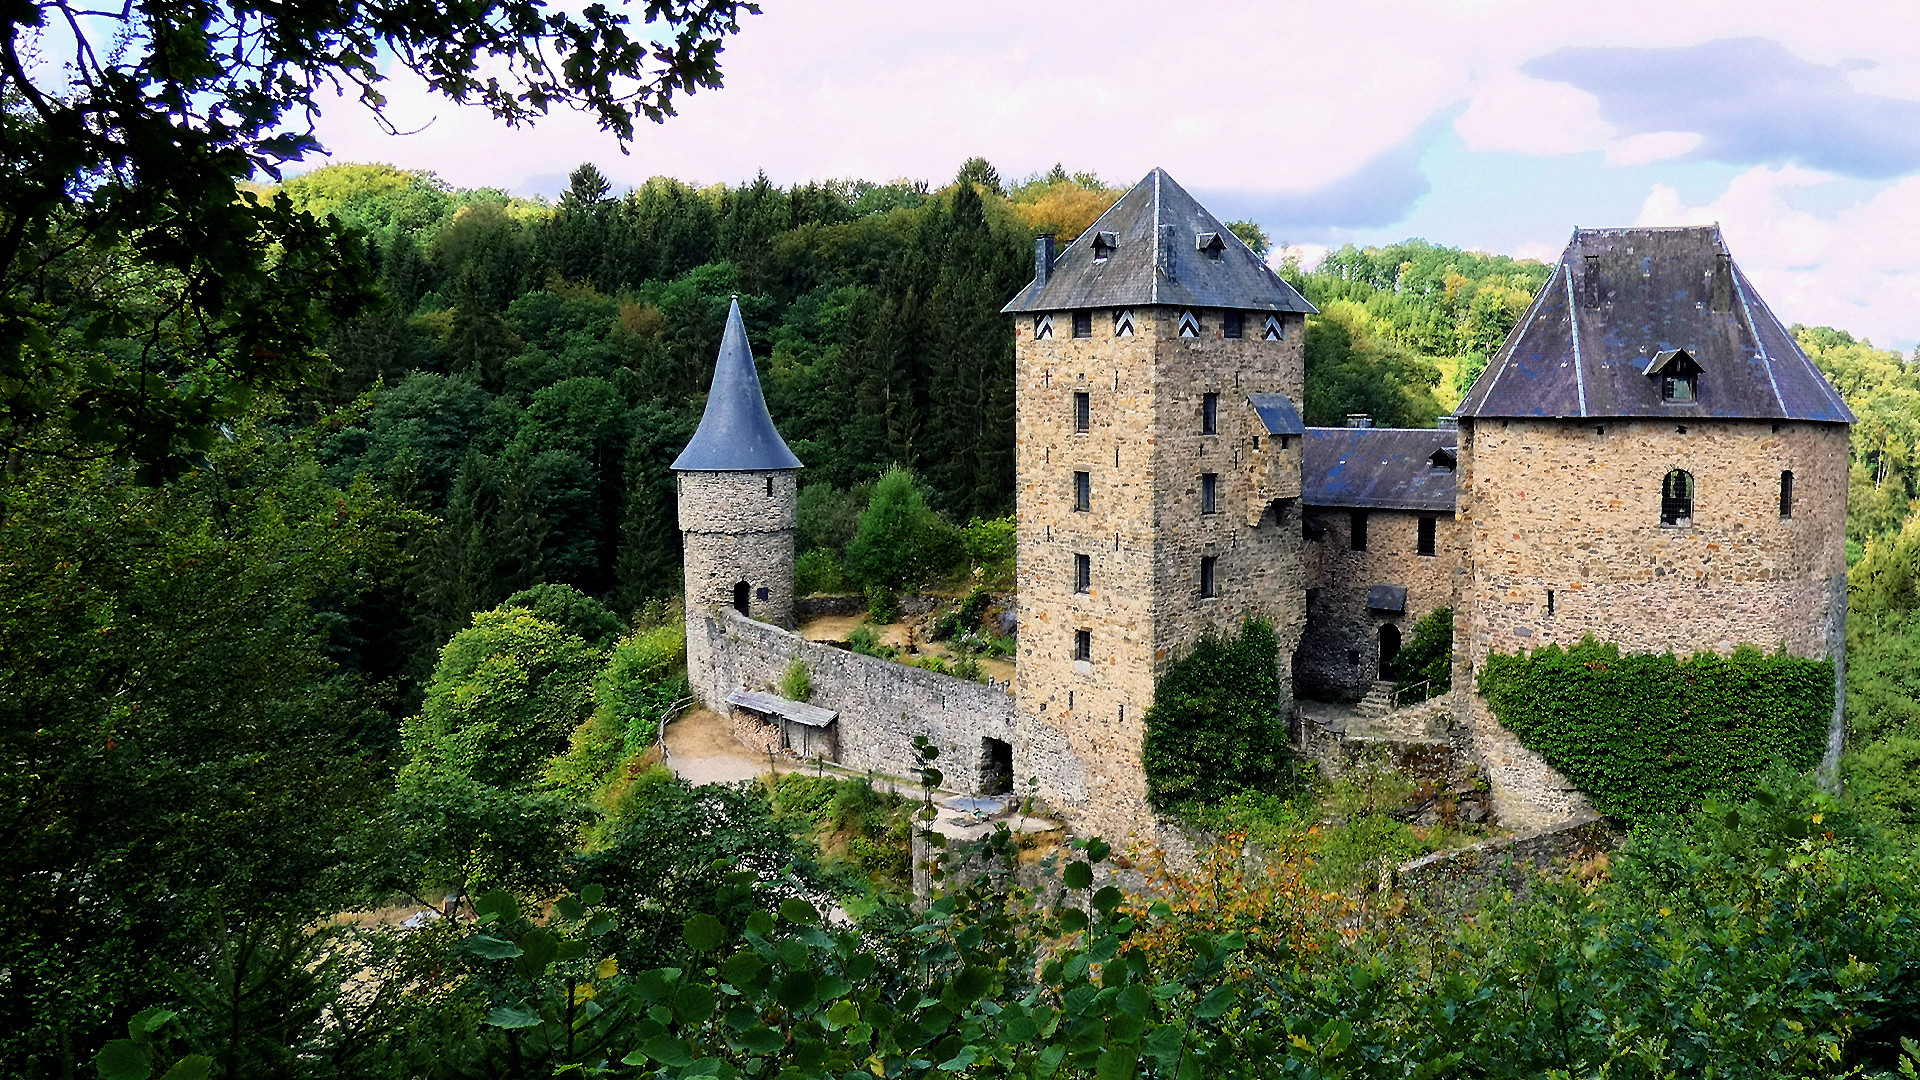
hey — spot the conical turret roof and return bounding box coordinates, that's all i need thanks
[1001,168,1315,314]
[672,299,802,471]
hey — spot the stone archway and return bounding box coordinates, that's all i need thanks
[1378,623,1401,680]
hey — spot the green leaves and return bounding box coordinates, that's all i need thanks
[683,913,726,953]
[1141,619,1294,809]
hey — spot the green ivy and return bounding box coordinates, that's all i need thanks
[1142,618,1293,809]
[1478,638,1833,826]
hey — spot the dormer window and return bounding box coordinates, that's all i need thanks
[1196,232,1225,260]
[1429,447,1457,471]
[1646,348,1701,405]
[1091,231,1118,262]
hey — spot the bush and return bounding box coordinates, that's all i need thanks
[502,583,626,645]
[964,516,1016,577]
[845,466,967,589]
[1388,606,1452,689]
[795,548,847,596]
[1478,638,1833,826]
[932,585,994,641]
[544,621,690,798]
[864,585,899,624]
[1141,618,1294,809]
[780,658,813,702]
[846,625,897,660]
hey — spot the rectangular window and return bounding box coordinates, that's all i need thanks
[1074,553,1090,593]
[1547,589,1556,615]
[1074,629,1091,662]
[1350,511,1368,551]
[1222,311,1243,339]
[1780,470,1794,518]
[1072,310,1092,338]
[1074,471,1090,512]
[1200,473,1217,515]
[1074,391,1090,433]
[1200,555,1217,598]
[1417,516,1436,556]
[1202,392,1218,435]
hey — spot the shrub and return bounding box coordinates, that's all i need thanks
[846,625,897,660]
[845,466,967,589]
[1478,637,1833,826]
[963,515,1016,575]
[502,582,627,645]
[1141,618,1294,809]
[932,586,994,641]
[795,548,847,596]
[1388,606,1453,689]
[864,585,899,624]
[780,658,813,702]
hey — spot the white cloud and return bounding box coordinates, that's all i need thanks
[1604,130,1704,166]
[1638,165,1920,348]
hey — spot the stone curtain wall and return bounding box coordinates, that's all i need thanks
[1454,417,1850,826]
[1013,307,1307,839]
[688,607,1088,804]
[1298,508,1462,700]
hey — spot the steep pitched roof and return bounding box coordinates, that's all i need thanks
[1303,427,1458,512]
[1001,168,1317,314]
[672,299,803,471]
[1457,226,1853,423]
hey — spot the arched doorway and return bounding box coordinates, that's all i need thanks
[732,581,750,617]
[1378,623,1401,679]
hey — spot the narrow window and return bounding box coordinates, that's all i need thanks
[1780,470,1794,518]
[1200,555,1217,598]
[1222,311,1243,339]
[1350,511,1368,551]
[1074,629,1091,662]
[1074,553,1090,593]
[1200,473,1217,515]
[1661,469,1695,527]
[1417,516,1436,556]
[1072,310,1092,338]
[1074,471,1090,513]
[1074,391,1090,433]
[1202,392,1218,435]
[766,476,774,496]
[1547,589,1556,615]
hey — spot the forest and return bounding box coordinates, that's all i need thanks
[5,3,1920,1077]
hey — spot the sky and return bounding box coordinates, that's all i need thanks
[308,0,1920,351]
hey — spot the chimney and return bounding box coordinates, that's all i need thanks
[1345,414,1372,428]
[1034,235,1055,286]
[1436,416,1458,430]
[1710,252,1733,312]
[1158,224,1176,277]
[1583,254,1602,309]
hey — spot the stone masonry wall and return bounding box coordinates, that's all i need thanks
[1298,508,1461,700]
[678,468,797,635]
[1454,416,1850,826]
[1014,306,1306,840]
[688,607,1088,803]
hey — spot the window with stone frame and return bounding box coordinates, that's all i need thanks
[1200,555,1217,598]
[1200,473,1217,515]
[1222,311,1243,339]
[1349,511,1368,551]
[1780,470,1794,518]
[1661,469,1695,527]
[1074,471,1090,512]
[1074,628,1091,662]
[1074,553,1090,593]
[1202,392,1218,434]
[1417,515,1436,556]
[1072,310,1092,338]
[1074,391,1090,433]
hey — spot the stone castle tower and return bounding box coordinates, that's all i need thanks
[1453,226,1855,825]
[1001,168,1319,832]
[674,298,802,684]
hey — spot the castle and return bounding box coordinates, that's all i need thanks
[674,169,1853,837]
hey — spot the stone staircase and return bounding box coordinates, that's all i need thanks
[1356,680,1396,720]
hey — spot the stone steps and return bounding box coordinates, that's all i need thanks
[1355,680,1396,719]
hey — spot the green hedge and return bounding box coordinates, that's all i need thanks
[1479,638,1833,825]
[1141,618,1292,809]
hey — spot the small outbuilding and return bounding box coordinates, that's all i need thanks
[726,689,840,761]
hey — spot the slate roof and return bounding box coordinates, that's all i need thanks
[1366,585,1408,613]
[727,689,837,728]
[1457,226,1853,423]
[672,299,803,471]
[1001,169,1317,315]
[1247,393,1305,436]
[1303,427,1458,512]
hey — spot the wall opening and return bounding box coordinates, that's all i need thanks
[1417,516,1436,556]
[732,581,750,616]
[1378,624,1401,679]
[1202,392,1219,434]
[1661,469,1695,527]
[981,737,1014,795]
[1780,469,1794,518]
[1074,391,1090,432]
[1350,511,1369,551]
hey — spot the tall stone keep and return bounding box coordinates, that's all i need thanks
[1453,226,1855,825]
[1001,168,1318,833]
[674,298,801,655]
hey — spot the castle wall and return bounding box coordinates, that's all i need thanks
[1013,307,1306,838]
[1454,416,1850,825]
[687,607,1087,803]
[1298,507,1461,700]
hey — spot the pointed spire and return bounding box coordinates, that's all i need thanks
[672,298,802,471]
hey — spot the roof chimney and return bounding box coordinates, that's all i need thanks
[1345,414,1373,428]
[1034,235,1055,286]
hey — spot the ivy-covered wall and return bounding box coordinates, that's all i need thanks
[1478,638,1833,826]
[1141,618,1291,809]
